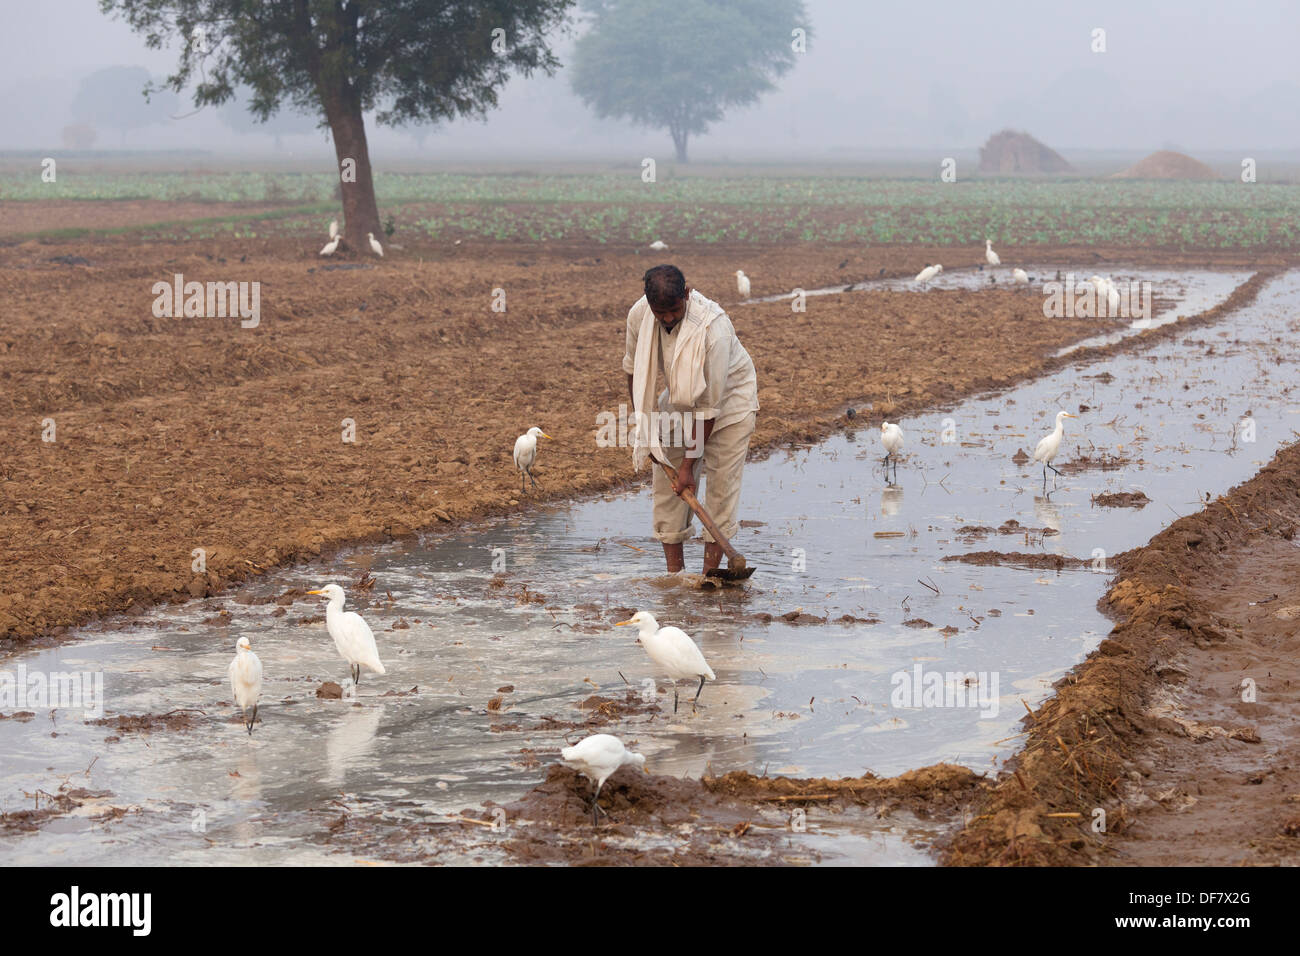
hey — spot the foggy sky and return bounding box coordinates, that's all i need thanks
[2,0,1297,158]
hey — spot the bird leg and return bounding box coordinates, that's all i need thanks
[591,783,606,826]
[246,703,258,735]
[528,467,540,490]
[693,675,706,712]
[520,472,526,495]
[352,664,361,687]
[673,685,680,714]
[1047,463,1063,477]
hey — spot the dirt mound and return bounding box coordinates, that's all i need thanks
[1112,150,1218,181]
[472,762,982,865]
[942,551,1089,571]
[1092,491,1150,509]
[979,130,1074,175]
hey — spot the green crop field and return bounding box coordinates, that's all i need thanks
[6,168,1300,249]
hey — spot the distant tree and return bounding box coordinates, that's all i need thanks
[218,90,319,150]
[100,0,575,252]
[570,0,808,162]
[61,124,100,150]
[69,66,178,146]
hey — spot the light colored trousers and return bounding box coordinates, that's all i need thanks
[652,411,756,545]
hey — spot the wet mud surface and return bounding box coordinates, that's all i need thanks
[944,440,1300,866]
[323,762,981,866]
[0,233,1273,646]
[3,232,1298,865]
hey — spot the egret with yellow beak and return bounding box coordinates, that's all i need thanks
[306,584,386,687]
[513,426,552,494]
[1033,411,1077,482]
[617,611,715,714]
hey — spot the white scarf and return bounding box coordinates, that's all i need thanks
[630,290,719,470]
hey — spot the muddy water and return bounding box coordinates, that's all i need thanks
[3,269,1296,865]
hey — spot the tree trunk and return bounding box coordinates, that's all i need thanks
[323,89,382,254]
[670,124,689,164]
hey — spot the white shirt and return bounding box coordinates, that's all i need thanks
[623,290,759,430]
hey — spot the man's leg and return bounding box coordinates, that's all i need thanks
[662,542,685,573]
[699,413,756,573]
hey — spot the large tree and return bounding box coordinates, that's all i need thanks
[101,0,573,252]
[570,0,807,163]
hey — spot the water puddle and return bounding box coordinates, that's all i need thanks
[3,269,1296,865]
[751,265,1249,356]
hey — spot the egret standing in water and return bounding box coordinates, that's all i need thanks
[881,421,904,478]
[513,426,552,493]
[985,239,1001,267]
[617,611,715,714]
[307,584,386,687]
[1012,268,1029,287]
[560,733,647,826]
[228,637,263,735]
[915,263,942,284]
[1033,411,1077,483]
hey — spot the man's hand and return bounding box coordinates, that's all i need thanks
[673,458,698,497]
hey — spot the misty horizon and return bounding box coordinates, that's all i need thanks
[2,0,1298,161]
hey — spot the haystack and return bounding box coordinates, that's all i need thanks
[978,129,1074,174]
[1111,150,1218,180]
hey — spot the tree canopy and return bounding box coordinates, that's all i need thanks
[101,0,574,249]
[569,0,808,162]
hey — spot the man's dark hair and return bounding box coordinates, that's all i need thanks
[643,264,686,310]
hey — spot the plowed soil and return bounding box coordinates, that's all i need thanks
[2,214,1296,866]
[8,232,1263,647]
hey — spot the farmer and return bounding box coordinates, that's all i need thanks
[624,265,759,574]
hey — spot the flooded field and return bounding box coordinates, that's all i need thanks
[3,268,1297,864]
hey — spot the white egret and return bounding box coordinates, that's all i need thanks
[319,236,340,256]
[1088,275,1120,315]
[915,264,942,284]
[649,240,668,251]
[617,611,715,713]
[306,584,386,686]
[735,270,751,298]
[368,232,384,257]
[881,421,904,475]
[328,219,339,240]
[228,636,263,735]
[1012,267,1029,286]
[513,426,552,493]
[1033,411,1077,481]
[1104,280,1121,315]
[560,733,647,826]
[985,239,1000,267]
